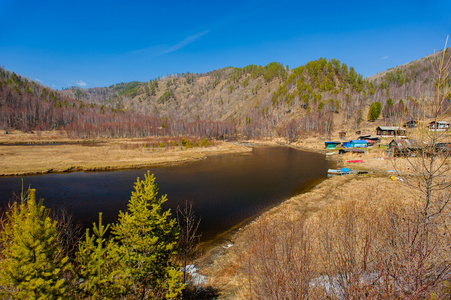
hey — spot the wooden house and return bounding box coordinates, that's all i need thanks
[376,126,406,137]
[435,142,451,155]
[389,138,424,157]
[339,149,365,155]
[325,141,341,149]
[350,140,368,148]
[403,120,418,128]
[429,121,449,131]
[358,135,380,143]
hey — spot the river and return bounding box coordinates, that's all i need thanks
[0,146,334,242]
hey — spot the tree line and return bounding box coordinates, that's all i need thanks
[0,67,236,139]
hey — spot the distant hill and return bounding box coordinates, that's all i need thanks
[60,59,370,138]
[2,49,450,139]
[367,50,450,107]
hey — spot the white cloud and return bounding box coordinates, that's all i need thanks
[76,80,87,87]
[380,56,389,60]
[129,30,210,58]
[161,30,210,54]
[35,78,43,83]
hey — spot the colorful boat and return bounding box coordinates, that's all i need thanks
[327,168,354,175]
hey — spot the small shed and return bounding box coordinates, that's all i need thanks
[365,140,377,146]
[350,140,368,148]
[358,135,380,143]
[339,149,365,155]
[325,141,341,149]
[376,126,407,137]
[403,120,418,128]
[429,121,449,131]
[389,138,424,156]
[435,142,451,154]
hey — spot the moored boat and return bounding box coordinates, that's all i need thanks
[327,167,354,175]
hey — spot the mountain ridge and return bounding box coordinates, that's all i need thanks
[1,49,450,139]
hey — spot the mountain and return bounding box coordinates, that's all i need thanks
[60,59,370,138]
[2,50,450,139]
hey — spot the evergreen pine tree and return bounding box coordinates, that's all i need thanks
[368,101,382,121]
[111,171,183,299]
[76,213,125,299]
[0,188,70,299]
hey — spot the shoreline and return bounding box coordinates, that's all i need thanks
[1,131,404,299]
[195,173,398,298]
[0,148,251,177]
[191,141,398,298]
[0,133,253,177]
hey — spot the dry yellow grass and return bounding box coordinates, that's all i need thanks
[2,130,447,298]
[195,175,418,299]
[0,131,251,176]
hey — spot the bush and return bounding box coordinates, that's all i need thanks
[201,139,210,147]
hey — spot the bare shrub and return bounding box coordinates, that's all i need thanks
[241,215,313,299]
[311,179,450,299]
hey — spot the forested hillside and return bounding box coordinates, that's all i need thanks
[2,49,450,139]
[0,67,235,138]
[60,59,371,139]
[366,50,451,124]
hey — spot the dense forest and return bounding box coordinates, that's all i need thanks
[1,49,450,139]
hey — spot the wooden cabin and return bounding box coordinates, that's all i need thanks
[358,135,380,143]
[350,140,368,148]
[376,126,406,137]
[389,138,423,157]
[325,141,341,149]
[339,149,365,155]
[429,121,449,131]
[403,120,418,128]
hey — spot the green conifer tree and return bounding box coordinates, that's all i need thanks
[76,213,125,299]
[111,171,183,299]
[368,101,382,121]
[0,188,70,299]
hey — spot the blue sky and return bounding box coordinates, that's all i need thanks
[0,0,450,89]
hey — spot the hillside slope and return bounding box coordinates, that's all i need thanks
[2,49,449,139]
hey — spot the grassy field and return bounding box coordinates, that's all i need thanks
[0,131,252,176]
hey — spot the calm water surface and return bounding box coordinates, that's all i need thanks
[0,146,334,242]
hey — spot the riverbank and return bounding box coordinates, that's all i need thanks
[194,173,412,299]
[2,130,406,299]
[0,131,252,176]
[191,137,404,299]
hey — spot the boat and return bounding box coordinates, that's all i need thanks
[327,168,354,175]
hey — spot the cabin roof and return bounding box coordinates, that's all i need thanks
[390,138,425,148]
[325,141,341,144]
[377,126,406,131]
[351,140,368,144]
